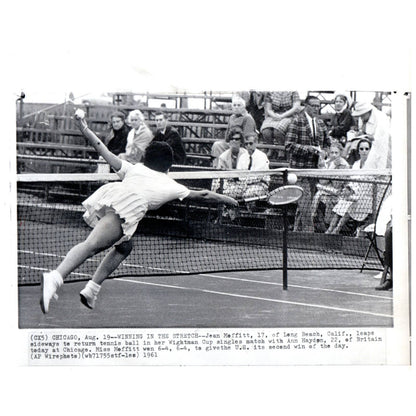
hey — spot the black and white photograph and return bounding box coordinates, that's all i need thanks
[2,0,414,414]
[16,90,399,330]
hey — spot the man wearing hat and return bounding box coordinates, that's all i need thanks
[351,102,391,170]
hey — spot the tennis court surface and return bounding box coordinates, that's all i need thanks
[17,170,392,328]
[19,269,392,328]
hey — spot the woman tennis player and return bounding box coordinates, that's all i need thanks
[40,110,238,313]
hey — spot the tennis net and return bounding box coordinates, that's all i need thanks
[16,168,391,285]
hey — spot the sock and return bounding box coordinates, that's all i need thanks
[50,270,64,286]
[85,280,101,295]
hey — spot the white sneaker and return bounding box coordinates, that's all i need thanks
[80,281,100,309]
[40,271,63,314]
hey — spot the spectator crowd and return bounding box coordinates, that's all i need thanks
[99,91,391,238]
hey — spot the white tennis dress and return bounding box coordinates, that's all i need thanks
[82,161,190,243]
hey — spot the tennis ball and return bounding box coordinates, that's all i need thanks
[287,173,297,184]
[75,109,85,119]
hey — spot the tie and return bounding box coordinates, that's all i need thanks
[248,154,253,170]
[312,118,316,141]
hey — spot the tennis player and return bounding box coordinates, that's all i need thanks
[40,111,238,313]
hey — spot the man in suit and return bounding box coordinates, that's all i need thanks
[285,96,330,232]
[153,111,187,165]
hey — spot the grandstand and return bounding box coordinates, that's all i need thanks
[16,90,392,174]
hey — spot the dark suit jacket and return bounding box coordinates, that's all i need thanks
[285,111,329,168]
[153,126,186,165]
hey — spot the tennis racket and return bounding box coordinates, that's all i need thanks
[243,185,304,206]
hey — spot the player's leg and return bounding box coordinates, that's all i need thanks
[80,240,133,309]
[57,212,124,278]
[40,212,124,313]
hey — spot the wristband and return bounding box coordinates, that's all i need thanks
[81,126,88,134]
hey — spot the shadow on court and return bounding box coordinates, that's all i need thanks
[18,269,392,328]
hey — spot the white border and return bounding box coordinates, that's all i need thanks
[2,0,414,414]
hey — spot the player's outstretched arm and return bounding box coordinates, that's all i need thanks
[187,190,238,206]
[74,110,122,172]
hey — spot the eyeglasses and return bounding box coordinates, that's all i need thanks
[245,142,255,145]
[359,147,370,151]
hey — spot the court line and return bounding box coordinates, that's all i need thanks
[198,273,393,300]
[18,265,91,278]
[18,249,187,273]
[18,250,390,300]
[116,278,393,318]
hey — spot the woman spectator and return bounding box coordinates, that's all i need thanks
[260,91,301,155]
[119,110,153,164]
[211,128,248,193]
[328,91,355,146]
[105,112,130,155]
[96,111,130,173]
[326,138,374,235]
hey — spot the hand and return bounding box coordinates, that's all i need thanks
[223,195,238,207]
[73,113,88,132]
[310,145,323,155]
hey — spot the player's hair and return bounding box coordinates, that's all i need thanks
[143,141,174,172]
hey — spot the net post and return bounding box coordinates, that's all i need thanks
[282,170,288,290]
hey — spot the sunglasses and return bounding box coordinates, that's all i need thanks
[245,142,255,145]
